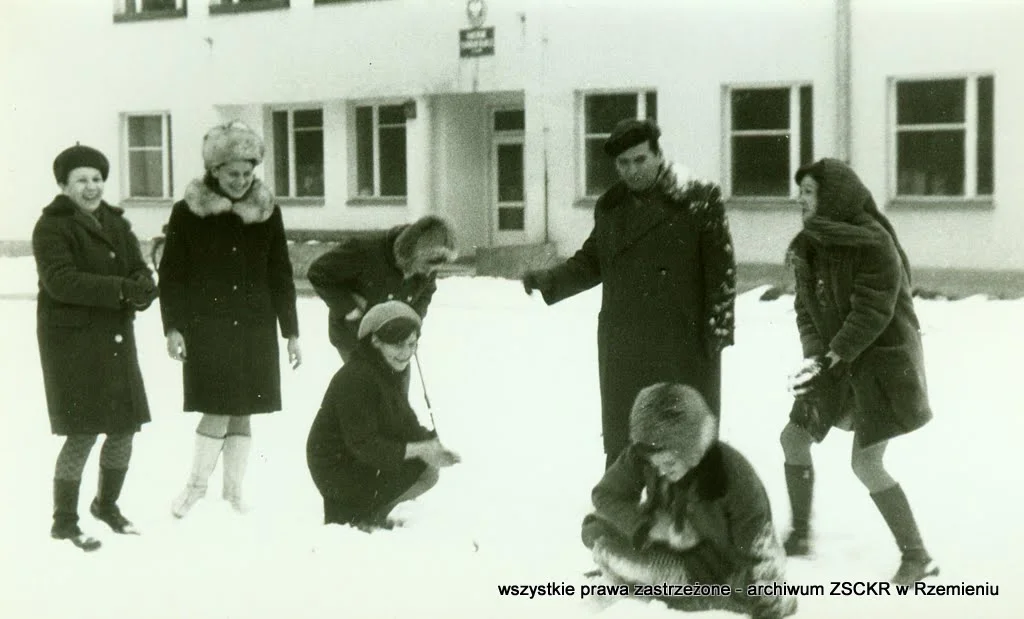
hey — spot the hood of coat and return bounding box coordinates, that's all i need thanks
[42,194,124,218]
[798,158,874,224]
[183,175,275,224]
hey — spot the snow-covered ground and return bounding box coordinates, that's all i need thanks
[1,255,1021,619]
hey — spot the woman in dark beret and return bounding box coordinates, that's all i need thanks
[780,158,937,585]
[306,301,460,530]
[160,121,302,519]
[33,144,159,551]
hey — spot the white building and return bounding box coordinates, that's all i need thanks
[2,0,1022,273]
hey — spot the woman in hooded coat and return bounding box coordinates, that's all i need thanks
[159,120,302,518]
[779,158,936,585]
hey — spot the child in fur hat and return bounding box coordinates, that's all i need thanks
[307,215,456,365]
[581,383,796,619]
[159,120,302,519]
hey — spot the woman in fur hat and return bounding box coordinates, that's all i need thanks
[780,158,936,584]
[581,383,795,619]
[306,301,460,530]
[33,145,159,551]
[159,120,301,518]
[307,215,456,364]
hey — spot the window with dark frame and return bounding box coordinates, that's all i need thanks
[114,0,186,21]
[354,104,407,198]
[582,91,657,197]
[494,109,526,231]
[125,113,173,199]
[728,85,813,198]
[271,108,324,198]
[894,76,994,198]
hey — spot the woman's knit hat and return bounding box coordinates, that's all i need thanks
[53,144,109,184]
[357,300,422,340]
[629,383,718,455]
[202,120,265,170]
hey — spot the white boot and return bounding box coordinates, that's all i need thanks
[222,434,252,513]
[171,434,224,519]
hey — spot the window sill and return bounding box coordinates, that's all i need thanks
[210,1,290,16]
[315,0,371,5]
[887,197,995,211]
[726,197,798,211]
[278,197,325,208]
[346,197,407,207]
[113,8,187,23]
[122,198,175,208]
[574,197,598,209]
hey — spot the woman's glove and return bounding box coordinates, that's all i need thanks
[788,353,839,396]
[121,276,158,309]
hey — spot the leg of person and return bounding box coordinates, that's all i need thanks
[367,464,440,528]
[780,421,815,556]
[90,433,139,534]
[222,415,252,513]
[171,414,228,518]
[852,438,939,584]
[52,435,101,551]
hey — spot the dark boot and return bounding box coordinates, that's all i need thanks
[52,479,101,552]
[90,468,139,535]
[783,464,813,556]
[871,484,940,584]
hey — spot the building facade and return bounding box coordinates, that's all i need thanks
[2,0,1022,271]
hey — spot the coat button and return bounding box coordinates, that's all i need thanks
[387,294,394,300]
[232,247,238,253]
[109,251,116,259]
[232,285,238,291]
[114,334,123,343]
[233,320,239,326]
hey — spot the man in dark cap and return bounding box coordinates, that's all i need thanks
[522,118,736,469]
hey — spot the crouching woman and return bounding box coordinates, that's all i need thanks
[581,383,796,619]
[306,301,460,530]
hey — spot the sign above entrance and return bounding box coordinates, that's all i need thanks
[460,27,495,58]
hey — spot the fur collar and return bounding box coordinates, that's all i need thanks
[183,176,275,224]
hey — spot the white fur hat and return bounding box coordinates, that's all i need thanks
[202,120,265,170]
[629,383,718,455]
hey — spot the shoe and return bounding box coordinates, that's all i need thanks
[90,498,139,535]
[51,520,101,552]
[52,478,102,551]
[783,528,812,556]
[892,555,940,585]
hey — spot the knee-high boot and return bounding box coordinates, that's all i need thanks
[222,434,251,513]
[870,484,940,584]
[90,468,139,534]
[52,478,101,551]
[783,464,814,556]
[171,434,224,519]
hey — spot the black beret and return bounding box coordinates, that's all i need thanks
[53,144,109,184]
[603,119,661,157]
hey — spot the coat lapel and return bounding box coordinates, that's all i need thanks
[606,191,674,260]
[70,205,117,250]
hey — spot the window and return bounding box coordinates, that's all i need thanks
[581,91,657,197]
[209,0,290,15]
[354,104,407,198]
[493,109,526,231]
[271,109,324,198]
[123,113,173,199]
[114,0,187,22]
[893,76,994,198]
[726,85,813,198]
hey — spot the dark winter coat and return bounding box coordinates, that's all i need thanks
[535,170,736,457]
[158,176,299,416]
[788,159,931,447]
[307,226,437,360]
[587,442,793,619]
[33,196,153,435]
[306,342,433,516]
